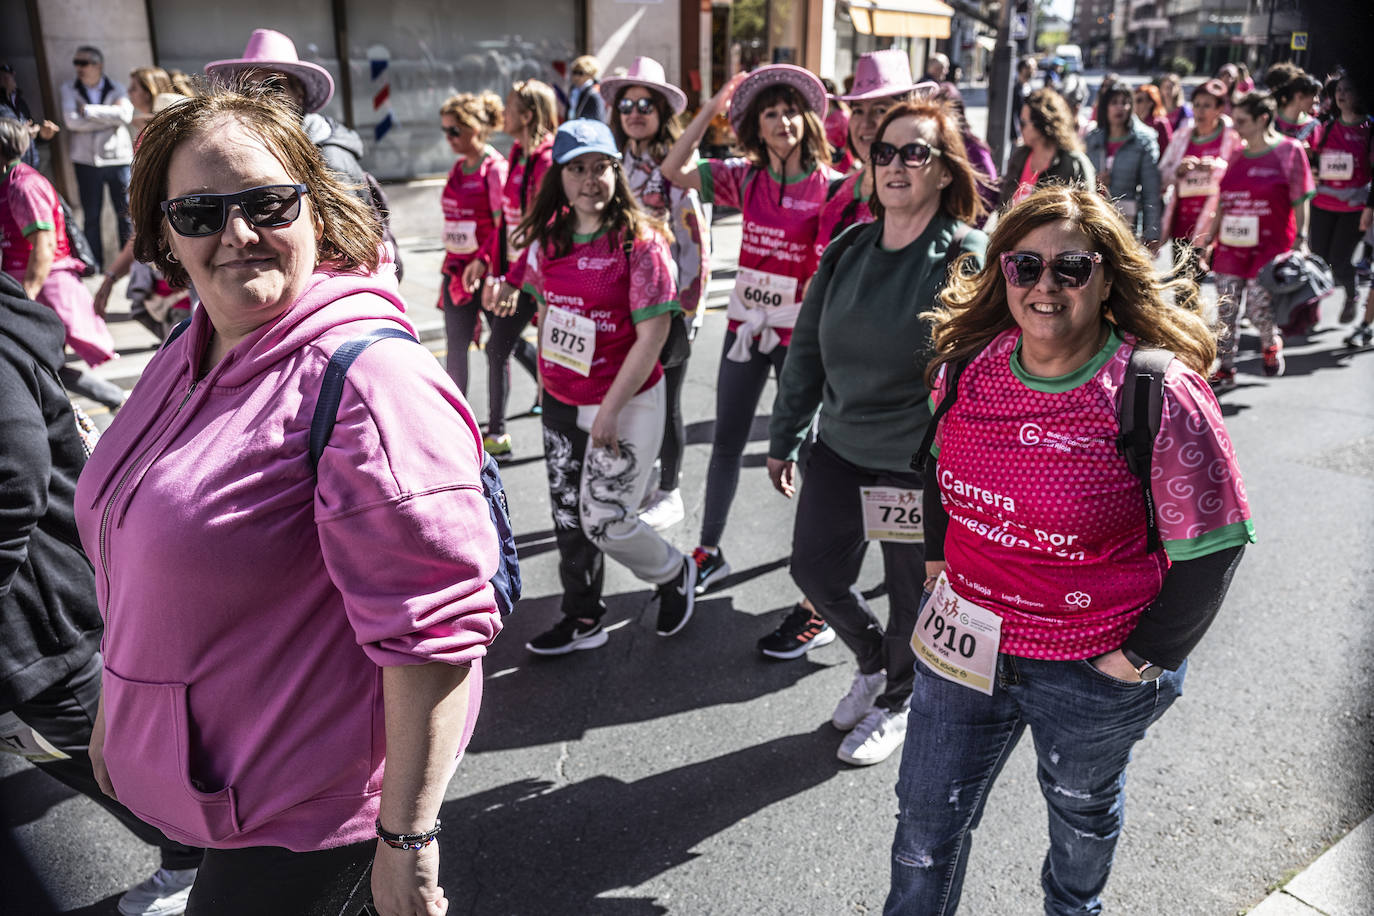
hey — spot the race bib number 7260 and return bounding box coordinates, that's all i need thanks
[911,572,1002,695]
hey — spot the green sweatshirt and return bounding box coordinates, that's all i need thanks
[769,215,988,472]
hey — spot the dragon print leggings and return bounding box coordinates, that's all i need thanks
[541,379,685,621]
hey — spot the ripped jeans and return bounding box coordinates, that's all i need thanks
[884,652,1185,915]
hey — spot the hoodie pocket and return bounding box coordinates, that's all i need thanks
[101,668,242,843]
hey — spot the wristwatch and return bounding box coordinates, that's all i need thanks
[1121,648,1164,682]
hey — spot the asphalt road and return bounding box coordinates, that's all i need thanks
[4,136,1373,916]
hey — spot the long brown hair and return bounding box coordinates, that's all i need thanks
[513,156,670,259]
[608,87,682,163]
[1023,88,1082,153]
[924,186,1213,384]
[733,84,831,171]
[129,84,381,287]
[509,79,558,146]
[867,99,986,226]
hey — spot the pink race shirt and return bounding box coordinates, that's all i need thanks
[440,147,507,295]
[817,170,874,250]
[1169,126,1227,241]
[1212,138,1314,279]
[500,136,554,276]
[521,227,679,406]
[930,328,1255,661]
[1311,118,1373,213]
[699,158,839,348]
[1,162,72,276]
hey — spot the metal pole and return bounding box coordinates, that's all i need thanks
[987,0,1017,174]
[1265,0,1277,69]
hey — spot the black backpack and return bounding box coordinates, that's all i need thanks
[913,344,1173,554]
[164,321,521,614]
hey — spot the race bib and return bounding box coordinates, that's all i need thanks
[1178,169,1215,198]
[1319,150,1355,182]
[860,487,923,542]
[1220,214,1260,248]
[911,572,1002,695]
[443,219,478,255]
[542,306,596,376]
[0,711,70,762]
[730,267,797,313]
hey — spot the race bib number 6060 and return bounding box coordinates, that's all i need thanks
[911,572,1002,695]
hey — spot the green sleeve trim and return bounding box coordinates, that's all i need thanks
[1296,190,1317,205]
[22,219,55,236]
[631,299,679,323]
[697,160,716,204]
[521,282,546,308]
[1164,519,1256,562]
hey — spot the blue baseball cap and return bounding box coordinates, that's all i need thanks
[553,118,622,165]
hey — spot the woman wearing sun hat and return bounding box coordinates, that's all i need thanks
[662,64,840,602]
[601,57,711,532]
[815,50,926,249]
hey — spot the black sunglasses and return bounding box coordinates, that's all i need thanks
[868,139,943,168]
[442,125,465,138]
[160,184,310,237]
[73,59,96,68]
[999,250,1103,289]
[617,96,657,115]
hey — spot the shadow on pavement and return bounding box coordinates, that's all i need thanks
[441,726,845,915]
[469,591,836,754]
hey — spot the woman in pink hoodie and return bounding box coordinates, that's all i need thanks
[74,87,502,916]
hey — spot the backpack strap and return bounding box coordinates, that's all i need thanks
[910,357,969,474]
[308,327,417,469]
[164,317,193,347]
[944,223,972,279]
[1116,345,1173,554]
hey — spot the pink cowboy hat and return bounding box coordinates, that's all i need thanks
[206,29,335,113]
[840,50,922,102]
[600,57,688,115]
[728,64,827,134]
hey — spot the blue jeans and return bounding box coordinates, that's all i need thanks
[73,162,132,270]
[884,651,1185,915]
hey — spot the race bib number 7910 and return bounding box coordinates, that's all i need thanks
[911,572,1002,695]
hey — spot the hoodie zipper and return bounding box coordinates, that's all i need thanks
[97,378,198,597]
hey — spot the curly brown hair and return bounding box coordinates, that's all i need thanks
[924,185,1214,384]
[129,84,381,288]
[733,84,831,172]
[441,90,504,140]
[1022,88,1082,153]
[608,86,682,164]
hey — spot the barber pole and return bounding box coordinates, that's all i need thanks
[368,45,394,142]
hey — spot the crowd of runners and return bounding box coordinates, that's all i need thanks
[3,26,1368,915]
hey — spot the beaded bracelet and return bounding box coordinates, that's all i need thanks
[376,817,442,850]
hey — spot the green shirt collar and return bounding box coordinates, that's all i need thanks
[572,225,611,244]
[767,162,818,185]
[1011,324,1124,392]
[2,158,18,179]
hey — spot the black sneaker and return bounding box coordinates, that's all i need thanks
[757,604,838,660]
[655,557,697,636]
[526,617,608,656]
[1340,297,1358,324]
[690,546,732,595]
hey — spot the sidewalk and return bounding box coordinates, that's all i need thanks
[1248,816,1372,915]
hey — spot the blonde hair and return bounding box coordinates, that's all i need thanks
[509,79,558,145]
[925,186,1214,384]
[441,91,503,141]
[129,67,174,100]
[571,55,602,80]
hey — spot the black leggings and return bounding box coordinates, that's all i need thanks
[1309,206,1362,300]
[483,291,539,435]
[658,359,688,491]
[440,279,481,395]
[185,841,374,916]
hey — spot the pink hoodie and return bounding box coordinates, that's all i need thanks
[74,269,502,852]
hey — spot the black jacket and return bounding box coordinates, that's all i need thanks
[0,271,102,709]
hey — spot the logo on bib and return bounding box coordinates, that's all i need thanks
[1064,591,1092,609]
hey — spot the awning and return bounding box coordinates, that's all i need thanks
[849,0,956,39]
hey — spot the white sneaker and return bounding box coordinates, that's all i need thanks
[117,867,197,916]
[837,706,909,766]
[832,669,886,731]
[638,488,685,531]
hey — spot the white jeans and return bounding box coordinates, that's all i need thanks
[543,378,683,589]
